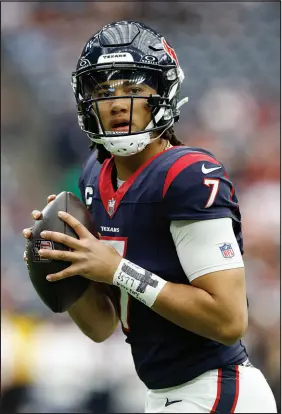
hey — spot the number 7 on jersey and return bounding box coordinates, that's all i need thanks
[203,178,220,208]
[100,236,130,331]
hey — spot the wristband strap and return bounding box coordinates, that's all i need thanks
[113,258,167,308]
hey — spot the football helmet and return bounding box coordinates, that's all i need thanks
[71,20,188,156]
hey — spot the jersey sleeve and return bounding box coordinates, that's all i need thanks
[78,150,99,206]
[78,175,86,205]
[162,152,238,221]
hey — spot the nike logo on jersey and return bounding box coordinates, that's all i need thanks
[165,398,183,407]
[201,164,222,174]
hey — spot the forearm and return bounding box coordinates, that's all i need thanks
[152,281,238,344]
[68,281,119,342]
[113,260,247,345]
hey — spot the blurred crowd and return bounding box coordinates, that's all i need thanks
[1,2,280,413]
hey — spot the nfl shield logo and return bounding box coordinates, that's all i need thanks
[33,240,54,262]
[219,243,235,259]
[107,198,116,216]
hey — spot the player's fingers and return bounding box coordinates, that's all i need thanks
[57,211,91,238]
[46,264,81,282]
[40,230,80,249]
[47,194,57,204]
[32,210,42,220]
[38,248,75,262]
[22,227,32,238]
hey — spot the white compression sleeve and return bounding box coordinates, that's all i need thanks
[170,217,244,283]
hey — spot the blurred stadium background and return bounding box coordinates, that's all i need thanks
[1,2,280,413]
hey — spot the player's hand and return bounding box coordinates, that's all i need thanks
[22,194,57,260]
[32,211,122,285]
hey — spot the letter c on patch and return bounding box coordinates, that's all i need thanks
[85,185,94,207]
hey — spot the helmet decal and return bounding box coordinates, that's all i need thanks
[79,57,91,68]
[161,38,179,67]
[97,53,134,64]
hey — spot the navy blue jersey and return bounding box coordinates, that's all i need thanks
[79,146,247,389]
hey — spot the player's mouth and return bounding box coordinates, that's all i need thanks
[110,119,131,132]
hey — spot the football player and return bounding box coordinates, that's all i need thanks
[23,21,277,413]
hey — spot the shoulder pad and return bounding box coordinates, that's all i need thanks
[163,150,239,221]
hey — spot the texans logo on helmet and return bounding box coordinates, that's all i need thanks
[161,38,179,66]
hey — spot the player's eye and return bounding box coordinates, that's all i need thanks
[94,89,113,98]
[127,86,142,95]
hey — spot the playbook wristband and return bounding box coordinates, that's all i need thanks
[113,258,167,308]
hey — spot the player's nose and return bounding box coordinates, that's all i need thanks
[110,96,130,115]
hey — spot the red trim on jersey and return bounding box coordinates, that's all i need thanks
[124,294,131,333]
[211,368,222,413]
[223,169,236,202]
[100,235,130,331]
[230,185,235,201]
[230,365,240,413]
[162,153,221,198]
[99,148,175,218]
[116,291,131,333]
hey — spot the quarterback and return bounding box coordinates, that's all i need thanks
[23,21,277,413]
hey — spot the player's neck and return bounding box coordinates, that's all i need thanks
[114,138,168,181]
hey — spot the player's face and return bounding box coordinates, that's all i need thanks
[86,71,158,134]
[92,81,156,133]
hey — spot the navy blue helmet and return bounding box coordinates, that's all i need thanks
[71,21,187,156]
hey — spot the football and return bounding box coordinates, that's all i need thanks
[26,191,98,313]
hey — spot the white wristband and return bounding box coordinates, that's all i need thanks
[113,259,167,308]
